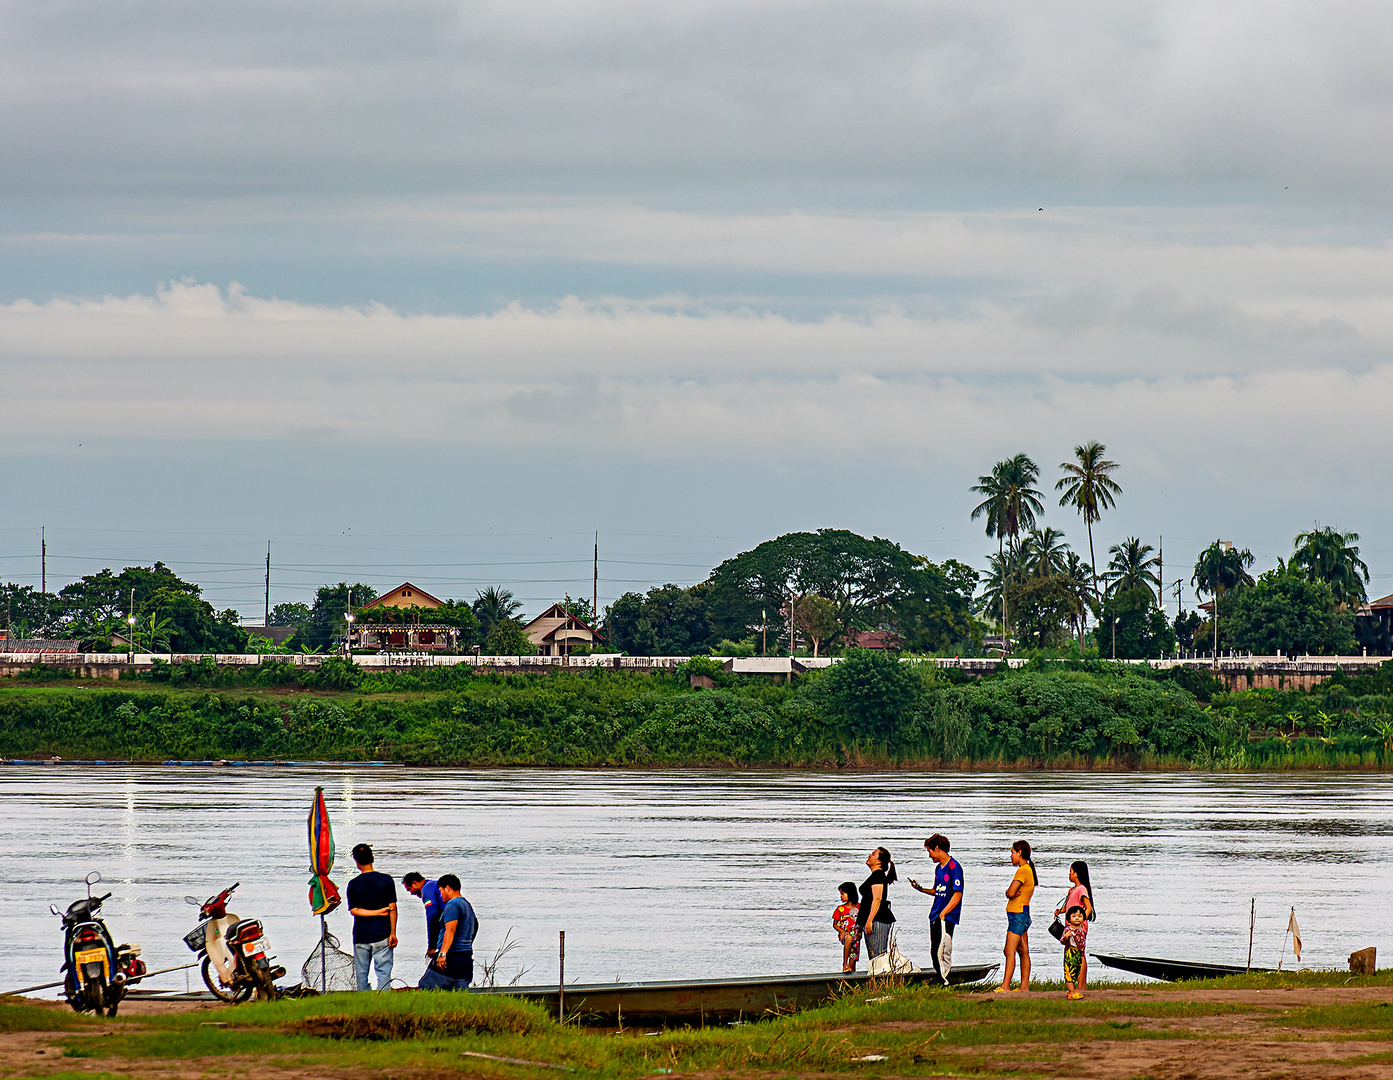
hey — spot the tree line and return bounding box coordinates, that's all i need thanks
[968,443,1378,658]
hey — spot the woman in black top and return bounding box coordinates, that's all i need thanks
[857,846,897,961]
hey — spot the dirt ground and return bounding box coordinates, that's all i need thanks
[6,986,1393,1080]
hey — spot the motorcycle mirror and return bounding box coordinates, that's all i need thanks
[86,871,102,886]
[50,903,61,916]
[185,896,201,906]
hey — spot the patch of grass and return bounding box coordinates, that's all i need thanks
[0,998,96,1032]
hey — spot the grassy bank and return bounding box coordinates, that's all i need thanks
[3,968,1393,1080]
[1,655,1390,768]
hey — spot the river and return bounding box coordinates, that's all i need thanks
[1,768,1389,996]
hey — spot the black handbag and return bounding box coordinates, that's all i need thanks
[1047,918,1065,942]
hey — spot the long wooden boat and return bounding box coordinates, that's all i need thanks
[479,964,1000,1024]
[1092,953,1273,982]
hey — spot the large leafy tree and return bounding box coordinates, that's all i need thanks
[1055,441,1122,592]
[1228,571,1355,656]
[1093,585,1176,659]
[293,582,379,652]
[706,530,973,654]
[1291,525,1369,608]
[1106,537,1161,600]
[606,583,714,656]
[822,648,921,740]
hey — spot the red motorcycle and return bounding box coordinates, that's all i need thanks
[183,883,284,1002]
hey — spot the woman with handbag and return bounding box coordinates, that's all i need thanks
[856,847,897,966]
[1052,861,1096,993]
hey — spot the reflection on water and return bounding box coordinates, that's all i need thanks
[1,768,1390,995]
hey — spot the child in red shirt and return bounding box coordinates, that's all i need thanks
[833,882,862,972]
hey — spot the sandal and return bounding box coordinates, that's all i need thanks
[991,985,1011,993]
[1067,992,1083,1000]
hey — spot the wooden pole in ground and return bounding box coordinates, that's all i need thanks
[1253,897,1264,969]
[558,931,565,1023]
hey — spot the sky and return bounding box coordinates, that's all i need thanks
[2,0,1392,618]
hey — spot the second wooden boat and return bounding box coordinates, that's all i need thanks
[1092,953,1273,982]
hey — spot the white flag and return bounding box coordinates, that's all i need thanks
[1288,909,1302,962]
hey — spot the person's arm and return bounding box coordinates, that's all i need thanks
[388,902,398,948]
[348,905,391,916]
[908,878,931,894]
[435,919,457,967]
[941,889,963,919]
[1006,876,1022,900]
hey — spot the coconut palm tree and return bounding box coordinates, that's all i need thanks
[1060,551,1094,647]
[1105,537,1161,599]
[472,587,523,638]
[971,454,1043,640]
[1022,526,1071,579]
[1055,441,1122,593]
[1291,525,1370,608]
[1191,542,1255,599]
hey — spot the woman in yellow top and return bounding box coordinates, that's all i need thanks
[994,840,1036,993]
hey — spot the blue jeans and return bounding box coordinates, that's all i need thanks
[419,953,473,991]
[1007,907,1031,936]
[354,939,394,990]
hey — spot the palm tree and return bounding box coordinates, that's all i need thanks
[1060,551,1094,648]
[1022,526,1071,579]
[1191,542,1255,599]
[1105,537,1161,599]
[1292,525,1370,608]
[971,454,1043,641]
[472,587,522,637]
[1055,441,1122,593]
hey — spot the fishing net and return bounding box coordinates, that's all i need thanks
[301,929,356,993]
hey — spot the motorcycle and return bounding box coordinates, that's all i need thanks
[51,871,145,1017]
[183,882,285,1002]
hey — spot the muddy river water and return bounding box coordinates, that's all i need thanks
[1,768,1389,995]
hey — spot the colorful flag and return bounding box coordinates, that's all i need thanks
[307,786,341,915]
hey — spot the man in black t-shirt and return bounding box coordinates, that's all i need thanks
[346,843,398,990]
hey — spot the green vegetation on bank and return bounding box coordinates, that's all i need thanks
[3,968,1393,1080]
[2,653,1391,768]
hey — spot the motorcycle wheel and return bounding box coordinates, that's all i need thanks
[201,957,253,1004]
[86,981,106,1013]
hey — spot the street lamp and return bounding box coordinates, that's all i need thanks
[127,615,136,664]
[344,613,355,657]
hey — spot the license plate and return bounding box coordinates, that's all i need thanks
[241,939,264,956]
[75,948,107,967]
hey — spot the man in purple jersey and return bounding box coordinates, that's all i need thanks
[910,833,963,982]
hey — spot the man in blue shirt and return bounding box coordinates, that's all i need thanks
[402,873,443,959]
[910,833,963,983]
[417,874,477,991]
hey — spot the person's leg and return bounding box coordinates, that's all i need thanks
[373,940,394,990]
[999,930,1020,990]
[1078,950,1087,993]
[864,922,889,962]
[928,918,943,981]
[353,943,372,991]
[1019,929,1031,991]
[940,922,955,978]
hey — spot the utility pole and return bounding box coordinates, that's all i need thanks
[265,542,271,627]
[1158,535,1163,611]
[41,527,46,594]
[592,532,598,629]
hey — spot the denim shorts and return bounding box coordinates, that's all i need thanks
[1007,907,1031,936]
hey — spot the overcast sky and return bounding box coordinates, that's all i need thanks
[2,0,1392,617]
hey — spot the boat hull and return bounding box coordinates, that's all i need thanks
[1092,953,1273,982]
[480,964,999,1024]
